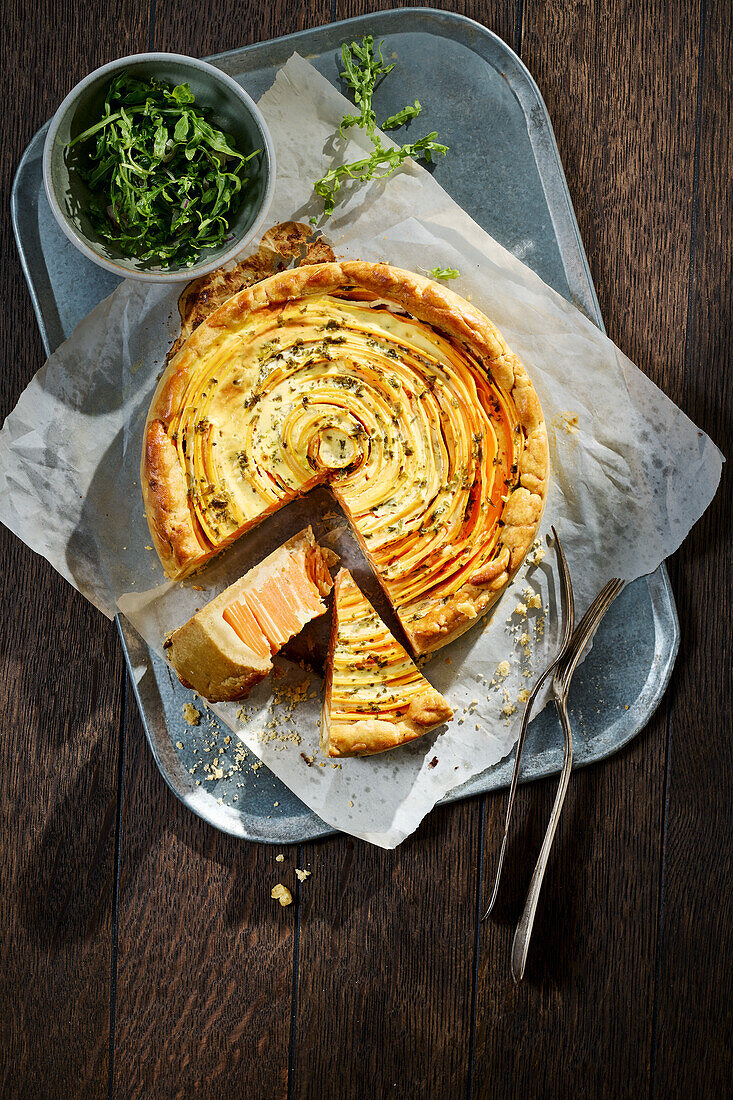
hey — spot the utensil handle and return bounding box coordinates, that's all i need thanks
[510,699,573,982]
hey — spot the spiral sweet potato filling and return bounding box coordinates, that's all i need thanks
[163,290,523,642]
[328,570,431,720]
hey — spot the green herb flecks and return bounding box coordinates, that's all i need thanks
[68,73,260,267]
[427,267,460,281]
[314,36,448,216]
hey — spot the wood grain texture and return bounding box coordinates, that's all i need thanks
[652,0,733,1095]
[151,0,333,56]
[291,801,482,1098]
[0,3,149,1097]
[112,705,296,1100]
[474,2,703,1096]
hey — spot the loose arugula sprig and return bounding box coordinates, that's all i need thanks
[314,133,448,215]
[427,267,460,280]
[68,74,259,267]
[338,36,394,139]
[314,37,448,216]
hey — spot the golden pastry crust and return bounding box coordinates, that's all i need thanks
[322,570,453,758]
[142,260,548,651]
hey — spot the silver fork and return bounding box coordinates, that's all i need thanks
[482,526,575,920]
[509,575,624,982]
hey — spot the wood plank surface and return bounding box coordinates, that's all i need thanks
[0,4,149,1098]
[651,0,732,1095]
[1,2,731,1099]
[112,704,296,1099]
[292,803,483,1098]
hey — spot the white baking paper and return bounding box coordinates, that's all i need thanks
[0,54,722,847]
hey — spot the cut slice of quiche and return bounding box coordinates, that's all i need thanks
[164,527,335,702]
[322,570,453,758]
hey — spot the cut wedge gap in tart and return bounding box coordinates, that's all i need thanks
[322,569,454,758]
[164,527,337,703]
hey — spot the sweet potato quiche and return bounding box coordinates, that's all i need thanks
[142,259,548,655]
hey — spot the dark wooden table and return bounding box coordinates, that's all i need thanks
[2,2,731,1097]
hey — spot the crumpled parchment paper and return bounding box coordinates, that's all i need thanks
[0,54,722,847]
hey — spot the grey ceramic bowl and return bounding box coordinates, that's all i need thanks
[42,53,276,283]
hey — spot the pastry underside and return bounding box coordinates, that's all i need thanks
[322,570,453,758]
[163,527,335,702]
[142,243,549,656]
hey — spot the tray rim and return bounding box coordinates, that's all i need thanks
[11,7,680,844]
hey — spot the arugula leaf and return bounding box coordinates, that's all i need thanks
[314,36,448,216]
[171,83,195,106]
[67,73,259,267]
[427,267,460,280]
[382,100,421,130]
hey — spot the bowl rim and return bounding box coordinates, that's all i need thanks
[42,52,276,284]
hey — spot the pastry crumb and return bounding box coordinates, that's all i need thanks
[271,883,293,907]
[275,854,284,863]
[295,868,311,882]
[182,703,201,726]
[502,688,517,718]
[495,660,511,678]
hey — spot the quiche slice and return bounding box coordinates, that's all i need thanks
[163,528,335,702]
[322,570,453,758]
[143,261,549,654]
